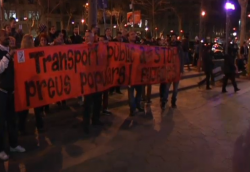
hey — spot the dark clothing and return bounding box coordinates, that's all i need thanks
[34,36,40,47]
[83,92,102,126]
[0,91,18,151]
[222,73,237,91]
[181,38,189,52]
[222,54,238,91]
[9,29,23,49]
[224,54,236,74]
[202,51,214,73]
[48,32,56,44]
[70,34,83,44]
[0,49,14,92]
[170,41,184,73]
[122,36,129,43]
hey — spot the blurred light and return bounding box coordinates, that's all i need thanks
[81,19,85,23]
[145,27,148,31]
[201,40,204,43]
[177,36,180,40]
[23,17,27,21]
[86,3,89,6]
[71,21,75,24]
[113,25,117,28]
[180,30,183,33]
[170,30,173,33]
[201,11,206,16]
[155,27,158,30]
[124,24,127,27]
[233,32,237,36]
[15,18,19,22]
[248,14,250,18]
[225,2,235,10]
[233,27,236,31]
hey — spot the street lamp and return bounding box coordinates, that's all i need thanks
[225,2,235,54]
[198,10,206,71]
[201,11,206,16]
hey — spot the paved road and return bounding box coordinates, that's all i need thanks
[1,78,250,172]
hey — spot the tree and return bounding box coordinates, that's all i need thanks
[36,0,62,24]
[133,0,181,35]
[106,0,130,30]
[238,0,248,46]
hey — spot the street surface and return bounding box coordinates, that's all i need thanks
[1,76,250,172]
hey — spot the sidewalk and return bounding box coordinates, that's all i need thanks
[1,77,250,172]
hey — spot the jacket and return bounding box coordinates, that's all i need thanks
[0,45,14,92]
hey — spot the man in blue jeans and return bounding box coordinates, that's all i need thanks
[161,33,184,110]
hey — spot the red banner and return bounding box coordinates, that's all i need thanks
[14,42,180,111]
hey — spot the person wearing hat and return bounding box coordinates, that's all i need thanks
[222,47,240,93]
[34,24,47,47]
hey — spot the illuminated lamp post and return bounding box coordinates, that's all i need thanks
[225,2,235,54]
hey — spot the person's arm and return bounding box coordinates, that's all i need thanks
[0,54,10,74]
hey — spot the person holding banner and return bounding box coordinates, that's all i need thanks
[161,33,184,109]
[128,31,144,116]
[102,28,113,115]
[0,30,25,161]
[82,31,103,134]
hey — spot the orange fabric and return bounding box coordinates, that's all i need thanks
[14,42,180,111]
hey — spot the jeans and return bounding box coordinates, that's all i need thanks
[83,92,102,126]
[0,91,18,151]
[128,85,142,112]
[222,73,237,91]
[161,82,179,104]
[184,52,190,65]
[142,85,152,102]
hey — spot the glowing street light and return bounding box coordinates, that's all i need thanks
[71,21,75,25]
[225,2,235,10]
[225,2,235,54]
[248,14,250,18]
[15,18,19,22]
[113,25,117,28]
[81,19,85,23]
[201,11,206,16]
[145,27,148,31]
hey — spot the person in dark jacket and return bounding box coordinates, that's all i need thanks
[0,30,25,161]
[198,45,214,90]
[48,26,56,45]
[182,34,190,70]
[222,47,240,93]
[70,26,83,44]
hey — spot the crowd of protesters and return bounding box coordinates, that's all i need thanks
[0,16,243,161]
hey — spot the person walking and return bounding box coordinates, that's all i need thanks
[222,47,240,93]
[198,45,214,90]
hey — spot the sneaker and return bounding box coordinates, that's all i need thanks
[0,151,8,161]
[103,109,112,115]
[10,145,26,153]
